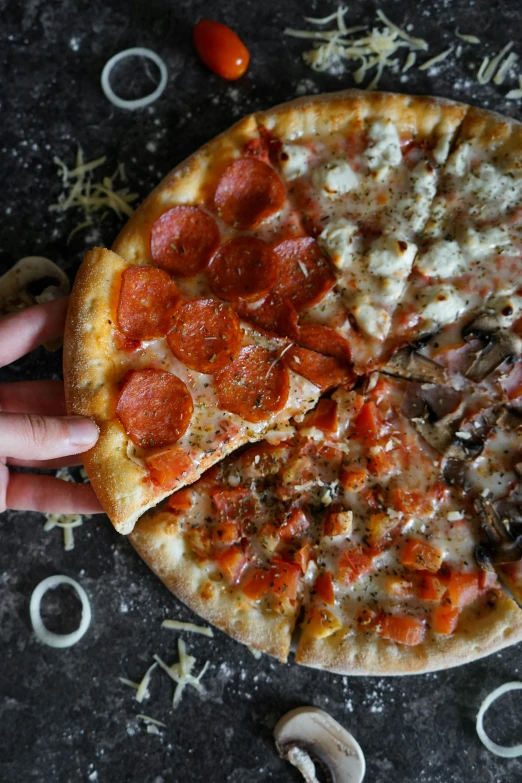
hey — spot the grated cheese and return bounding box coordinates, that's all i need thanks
[285,6,428,88]
[43,468,85,551]
[154,639,210,708]
[493,52,518,85]
[137,714,167,728]
[418,46,454,72]
[455,30,480,44]
[477,41,514,84]
[402,52,416,72]
[161,619,214,637]
[50,148,138,231]
[120,661,158,703]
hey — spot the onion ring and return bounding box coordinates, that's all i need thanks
[101,47,168,110]
[476,681,522,758]
[29,575,92,648]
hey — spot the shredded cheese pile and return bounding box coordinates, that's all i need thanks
[285,6,522,97]
[285,7,428,88]
[50,148,138,239]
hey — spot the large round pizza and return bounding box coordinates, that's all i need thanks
[64,90,522,674]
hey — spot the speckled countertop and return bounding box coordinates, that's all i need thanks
[1,1,522,781]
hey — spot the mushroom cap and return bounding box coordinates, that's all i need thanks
[274,706,365,783]
[0,256,69,314]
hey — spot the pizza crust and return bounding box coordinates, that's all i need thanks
[295,596,522,675]
[130,510,297,661]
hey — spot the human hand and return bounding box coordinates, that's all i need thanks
[0,297,103,515]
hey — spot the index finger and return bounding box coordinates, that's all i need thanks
[0,297,69,368]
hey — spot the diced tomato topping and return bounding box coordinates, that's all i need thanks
[146,447,193,490]
[352,401,381,441]
[323,507,352,537]
[367,447,395,478]
[293,543,313,573]
[314,572,335,605]
[277,508,310,542]
[303,606,342,639]
[431,604,460,635]
[388,487,433,516]
[339,546,375,583]
[446,571,479,608]
[367,512,398,545]
[339,466,367,492]
[401,539,443,573]
[384,576,414,598]
[379,615,426,646]
[211,488,258,524]
[241,559,301,601]
[359,487,383,511]
[214,545,248,584]
[212,520,241,545]
[417,572,446,602]
[166,487,193,511]
[302,399,339,433]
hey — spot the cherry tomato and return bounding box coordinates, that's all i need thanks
[193,19,250,80]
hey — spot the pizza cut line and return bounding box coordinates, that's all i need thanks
[64,90,522,674]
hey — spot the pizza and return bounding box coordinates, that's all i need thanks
[64,90,522,673]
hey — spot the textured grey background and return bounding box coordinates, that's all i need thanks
[1,0,522,781]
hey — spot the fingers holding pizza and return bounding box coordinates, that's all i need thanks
[0,299,102,514]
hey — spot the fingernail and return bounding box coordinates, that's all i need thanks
[67,416,99,446]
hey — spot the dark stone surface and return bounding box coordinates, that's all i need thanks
[1,0,522,781]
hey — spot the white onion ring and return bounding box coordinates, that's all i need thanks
[101,47,168,110]
[476,682,522,758]
[29,575,91,648]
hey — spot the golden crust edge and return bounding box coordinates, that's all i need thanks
[130,511,295,662]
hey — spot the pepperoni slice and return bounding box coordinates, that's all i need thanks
[283,345,355,392]
[274,237,336,312]
[167,299,241,374]
[214,158,285,229]
[116,369,193,448]
[150,206,220,276]
[297,324,352,362]
[214,344,289,423]
[207,236,279,302]
[117,266,181,340]
[234,292,299,339]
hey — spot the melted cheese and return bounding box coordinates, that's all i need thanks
[367,235,417,278]
[352,297,391,340]
[420,285,466,326]
[318,219,359,269]
[366,120,402,177]
[280,143,309,180]
[312,160,358,197]
[415,239,464,278]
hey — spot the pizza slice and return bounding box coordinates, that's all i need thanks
[130,374,522,671]
[255,91,468,370]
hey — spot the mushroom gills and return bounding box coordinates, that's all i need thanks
[381,346,449,385]
[462,312,522,382]
[274,706,365,783]
[411,401,483,460]
[475,497,522,610]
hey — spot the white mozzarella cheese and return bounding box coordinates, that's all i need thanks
[279,143,309,180]
[379,276,406,305]
[318,219,359,269]
[463,163,522,219]
[433,133,452,165]
[366,120,402,176]
[458,225,511,258]
[312,160,358,197]
[352,296,391,341]
[420,285,466,326]
[487,293,522,327]
[410,160,437,231]
[415,239,464,278]
[446,142,471,176]
[367,235,417,279]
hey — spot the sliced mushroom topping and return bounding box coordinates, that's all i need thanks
[475,497,522,565]
[462,313,522,382]
[274,706,365,783]
[411,400,483,460]
[381,346,449,385]
[0,256,69,314]
[496,408,522,430]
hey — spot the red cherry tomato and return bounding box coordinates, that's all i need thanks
[193,19,250,80]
